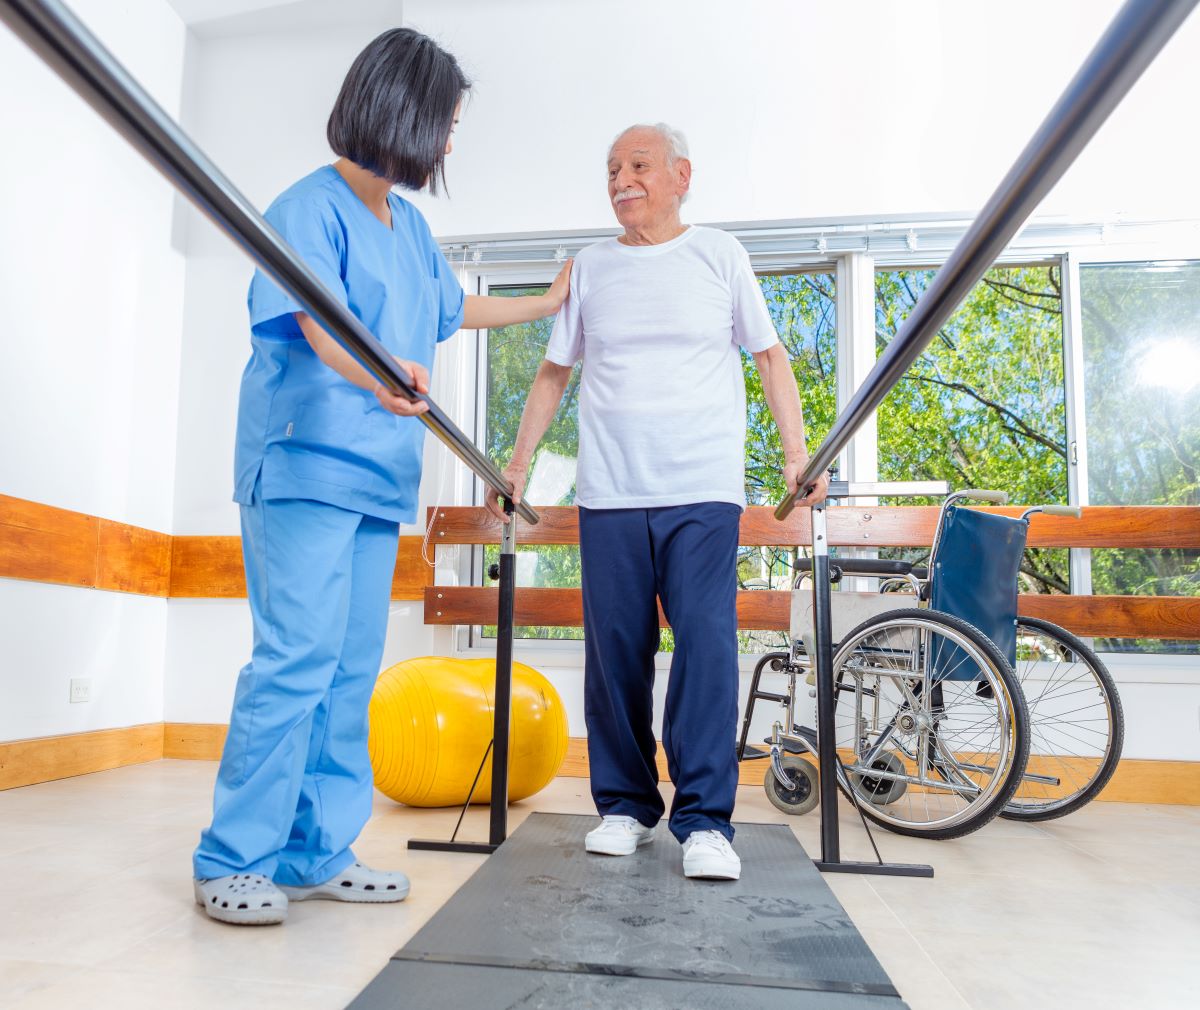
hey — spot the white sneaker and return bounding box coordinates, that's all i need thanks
[682,830,741,880]
[584,815,656,856]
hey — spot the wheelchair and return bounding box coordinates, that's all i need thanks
[738,490,1125,838]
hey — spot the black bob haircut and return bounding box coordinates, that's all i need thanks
[327,28,470,195]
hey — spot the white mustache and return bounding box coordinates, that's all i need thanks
[613,188,646,204]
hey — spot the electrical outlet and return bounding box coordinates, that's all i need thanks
[69,678,91,704]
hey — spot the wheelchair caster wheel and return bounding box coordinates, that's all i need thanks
[764,755,819,816]
[850,751,908,806]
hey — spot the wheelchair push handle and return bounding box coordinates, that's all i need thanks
[1021,503,1083,521]
[1040,504,1083,518]
[956,489,1010,505]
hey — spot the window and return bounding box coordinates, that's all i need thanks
[873,265,1069,591]
[1080,261,1200,654]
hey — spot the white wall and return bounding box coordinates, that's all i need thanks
[0,0,188,742]
[402,0,1200,235]
[159,0,1200,762]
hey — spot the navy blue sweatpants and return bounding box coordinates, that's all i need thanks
[579,502,741,842]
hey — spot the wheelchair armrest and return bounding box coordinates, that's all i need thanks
[793,557,926,578]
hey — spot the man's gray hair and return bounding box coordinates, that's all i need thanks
[608,122,690,202]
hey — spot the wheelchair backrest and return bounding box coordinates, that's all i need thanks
[929,506,1027,674]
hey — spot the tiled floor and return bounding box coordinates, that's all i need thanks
[0,761,1196,1009]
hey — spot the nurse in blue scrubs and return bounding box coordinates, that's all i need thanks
[192,28,571,926]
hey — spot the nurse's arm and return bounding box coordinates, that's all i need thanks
[484,359,573,523]
[462,260,573,329]
[295,312,430,417]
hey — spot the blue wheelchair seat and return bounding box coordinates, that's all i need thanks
[929,506,1027,679]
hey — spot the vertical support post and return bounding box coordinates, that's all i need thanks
[489,501,517,847]
[1061,252,1094,598]
[809,504,841,864]
[410,501,519,854]
[811,491,932,877]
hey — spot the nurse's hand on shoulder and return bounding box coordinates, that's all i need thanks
[544,259,573,314]
[374,359,430,417]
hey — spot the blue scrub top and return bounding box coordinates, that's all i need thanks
[234,166,465,524]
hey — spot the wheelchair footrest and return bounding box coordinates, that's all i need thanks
[765,736,812,756]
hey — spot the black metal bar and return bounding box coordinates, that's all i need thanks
[777,0,1198,519]
[809,508,840,864]
[814,861,934,879]
[408,838,497,855]
[407,736,497,852]
[489,502,517,846]
[808,500,925,879]
[408,501,517,854]
[0,0,539,526]
[450,740,494,843]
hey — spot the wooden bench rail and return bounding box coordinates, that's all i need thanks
[426,505,1200,550]
[424,504,1200,640]
[424,586,1200,641]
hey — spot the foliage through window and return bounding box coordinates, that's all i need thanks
[1080,261,1199,654]
[874,266,1069,595]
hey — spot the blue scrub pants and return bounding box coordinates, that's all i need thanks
[193,496,399,885]
[579,502,741,843]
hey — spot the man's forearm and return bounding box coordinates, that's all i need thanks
[757,346,810,462]
[510,361,573,468]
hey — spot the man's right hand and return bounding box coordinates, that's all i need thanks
[485,461,528,523]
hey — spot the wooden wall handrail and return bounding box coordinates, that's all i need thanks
[423,586,1200,641]
[425,504,1200,549]
[0,494,432,601]
[3,494,1195,631]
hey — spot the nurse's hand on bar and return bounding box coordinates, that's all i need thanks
[484,461,527,524]
[374,358,430,416]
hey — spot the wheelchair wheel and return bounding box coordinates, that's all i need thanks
[764,755,820,816]
[831,609,1029,840]
[1002,617,1124,821]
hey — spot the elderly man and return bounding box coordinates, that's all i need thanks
[487,123,828,880]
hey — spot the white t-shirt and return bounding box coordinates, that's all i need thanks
[545,225,779,510]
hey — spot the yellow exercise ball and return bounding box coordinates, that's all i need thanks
[368,656,568,807]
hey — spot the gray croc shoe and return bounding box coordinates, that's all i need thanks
[194,874,288,925]
[278,862,410,903]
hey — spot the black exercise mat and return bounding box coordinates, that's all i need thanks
[348,812,908,1010]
